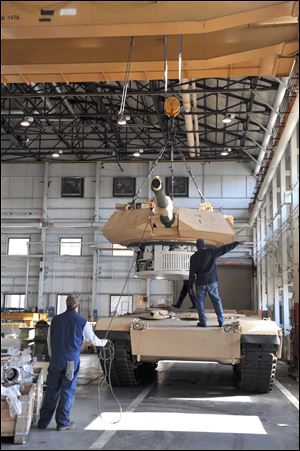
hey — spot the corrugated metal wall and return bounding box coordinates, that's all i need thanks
[1,161,254,317]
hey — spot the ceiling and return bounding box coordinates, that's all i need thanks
[1,0,298,170]
[1,76,286,163]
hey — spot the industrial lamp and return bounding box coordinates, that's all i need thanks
[222,114,235,124]
[20,116,33,127]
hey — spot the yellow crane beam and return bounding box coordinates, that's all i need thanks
[1,1,298,83]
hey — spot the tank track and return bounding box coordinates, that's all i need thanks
[100,342,157,387]
[238,343,277,393]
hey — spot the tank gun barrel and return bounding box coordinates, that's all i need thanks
[151,177,175,227]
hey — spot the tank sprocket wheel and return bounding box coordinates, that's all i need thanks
[239,343,277,393]
[100,343,157,387]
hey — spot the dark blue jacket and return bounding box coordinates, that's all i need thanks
[50,309,86,367]
[188,241,240,287]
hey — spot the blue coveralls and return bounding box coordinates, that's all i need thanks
[38,309,86,428]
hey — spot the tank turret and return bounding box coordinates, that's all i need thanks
[102,175,235,249]
[151,176,175,228]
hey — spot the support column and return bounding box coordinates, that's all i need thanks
[38,162,49,311]
[253,225,258,313]
[265,189,274,317]
[256,214,262,316]
[92,162,101,319]
[272,172,280,325]
[260,206,268,315]
[146,162,152,308]
[290,128,299,362]
[280,153,290,335]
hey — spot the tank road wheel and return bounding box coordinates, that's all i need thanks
[239,343,277,393]
[100,342,156,387]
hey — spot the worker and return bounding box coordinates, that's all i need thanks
[173,280,197,309]
[188,239,244,327]
[37,293,107,431]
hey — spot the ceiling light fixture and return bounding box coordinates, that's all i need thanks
[117,114,127,126]
[227,148,232,153]
[222,113,235,124]
[133,151,141,157]
[20,116,33,127]
[52,152,60,158]
[221,151,229,156]
[222,116,231,124]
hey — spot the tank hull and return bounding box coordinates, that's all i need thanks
[96,313,282,392]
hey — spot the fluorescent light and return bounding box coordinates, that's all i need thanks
[133,152,140,157]
[223,113,235,124]
[221,151,229,156]
[117,114,127,125]
[20,116,33,127]
[52,152,60,158]
[222,117,232,124]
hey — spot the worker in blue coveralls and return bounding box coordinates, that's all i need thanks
[38,293,107,431]
[188,239,244,327]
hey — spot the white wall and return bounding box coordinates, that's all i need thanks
[1,161,254,317]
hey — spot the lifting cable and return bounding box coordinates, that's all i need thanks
[177,147,206,203]
[130,145,167,207]
[118,36,135,118]
[97,214,152,424]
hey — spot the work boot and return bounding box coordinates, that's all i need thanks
[197,322,206,327]
[56,421,76,431]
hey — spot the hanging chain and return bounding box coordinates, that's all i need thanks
[177,147,206,203]
[164,35,168,94]
[130,146,167,207]
[178,35,182,97]
[118,36,135,117]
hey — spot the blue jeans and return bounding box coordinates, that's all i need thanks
[38,361,80,428]
[195,282,224,326]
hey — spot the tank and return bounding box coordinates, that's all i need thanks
[96,177,282,393]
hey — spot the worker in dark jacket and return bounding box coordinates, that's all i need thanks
[188,239,244,327]
[38,294,107,431]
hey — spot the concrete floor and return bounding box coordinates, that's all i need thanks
[2,355,299,450]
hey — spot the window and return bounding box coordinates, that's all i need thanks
[57,294,68,315]
[61,177,84,197]
[112,244,134,257]
[60,238,82,256]
[110,295,133,316]
[5,294,25,309]
[113,177,136,197]
[8,238,30,255]
[165,177,189,197]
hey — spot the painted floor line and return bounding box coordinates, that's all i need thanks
[274,380,299,410]
[89,382,154,449]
